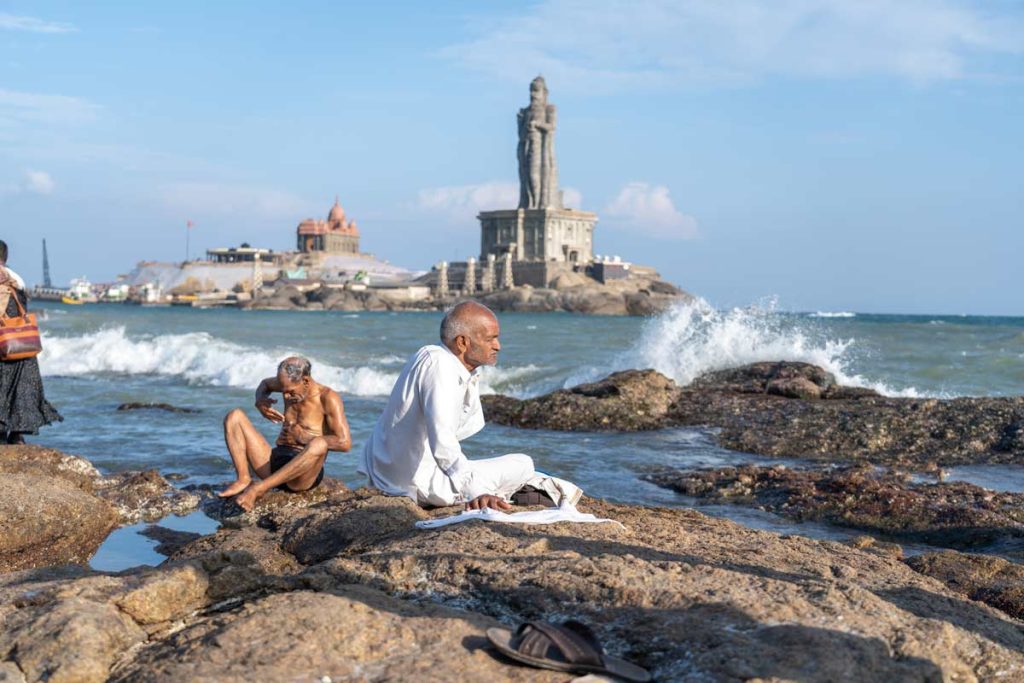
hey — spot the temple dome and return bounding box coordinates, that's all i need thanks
[328,197,346,224]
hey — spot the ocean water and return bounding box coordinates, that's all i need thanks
[26,299,1024,563]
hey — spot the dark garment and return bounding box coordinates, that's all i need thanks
[0,289,62,438]
[269,445,324,492]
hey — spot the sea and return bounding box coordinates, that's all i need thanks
[28,299,1024,569]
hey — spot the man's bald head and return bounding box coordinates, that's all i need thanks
[440,301,496,346]
[440,301,501,371]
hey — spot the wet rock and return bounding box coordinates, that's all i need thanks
[95,469,201,524]
[644,464,1024,548]
[184,477,350,524]
[485,362,1024,468]
[0,447,119,573]
[482,369,679,432]
[140,525,203,556]
[907,551,1024,620]
[115,402,200,414]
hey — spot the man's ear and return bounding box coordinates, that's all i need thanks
[456,334,470,353]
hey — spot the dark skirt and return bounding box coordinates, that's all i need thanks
[0,290,62,435]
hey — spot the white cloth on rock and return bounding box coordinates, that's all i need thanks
[415,503,623,530]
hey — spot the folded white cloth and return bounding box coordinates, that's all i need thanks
[525,472,583,507]
[415,503,624,530]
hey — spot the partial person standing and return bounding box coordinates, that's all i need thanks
[0,240,62,444]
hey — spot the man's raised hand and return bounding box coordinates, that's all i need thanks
[465,494,512,512]
[255,398,284,423]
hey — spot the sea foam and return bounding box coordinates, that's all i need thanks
[38,326,540,398]
[621,298,921,397]
[39,327,398,397]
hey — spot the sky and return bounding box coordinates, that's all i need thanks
[1,0,1022,315]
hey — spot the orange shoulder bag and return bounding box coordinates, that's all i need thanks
[0,286,42,361]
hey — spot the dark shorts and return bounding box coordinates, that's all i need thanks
[270,445,324,493]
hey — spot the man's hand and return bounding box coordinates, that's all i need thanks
[234,483,262,512]
[465,494,512,512]
[255,397,284,423]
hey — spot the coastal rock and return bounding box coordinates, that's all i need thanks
[0,447,210,570]
[110,587,564,683]
[140,526,202,556]
[482,369,678,432]
[0,447,117,573]
[643,464,1024,548]
[96,469,201,524]
[4,471,1024,681]
[0,473,117,573]
[185,477,350,524]
[907,551,1024,620]
[115,402,199,414]
[484,361,1024,467]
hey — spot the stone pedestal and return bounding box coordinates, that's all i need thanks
[479,208,597,265]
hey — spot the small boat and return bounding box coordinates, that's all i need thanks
[61,296,83,305]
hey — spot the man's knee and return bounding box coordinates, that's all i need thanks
[224,408,247,429]
[306,436,328,456]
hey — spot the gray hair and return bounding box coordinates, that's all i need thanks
[440,301,494,346]
[278,356,311,383]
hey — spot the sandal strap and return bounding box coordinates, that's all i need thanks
[514,621,605,667]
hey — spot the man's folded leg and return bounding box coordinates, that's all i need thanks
[465,453,536,501]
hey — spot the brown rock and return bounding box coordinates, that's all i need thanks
[484,362,1024,468]
[644,464,1024,548]
[0,472,117,573]
[113,563,209,624]
[1,597,145,683]
[482,369,678,432]
[907,551,1024,620]
[95,469,200,524]
[139,525,202,556]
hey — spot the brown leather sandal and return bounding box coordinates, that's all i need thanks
[486,619,651,681]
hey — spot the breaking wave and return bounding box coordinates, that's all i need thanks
[39,327,398,396]
[38,326,543,398]
[625,298,922,397]
[808,311,856,318]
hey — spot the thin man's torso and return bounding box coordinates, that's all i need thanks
[276,383,331,448]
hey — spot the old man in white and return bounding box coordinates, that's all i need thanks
[360,301,538,510]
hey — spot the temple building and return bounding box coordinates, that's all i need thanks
[297,198,360,254]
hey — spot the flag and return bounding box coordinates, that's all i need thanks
[187,220,194,229]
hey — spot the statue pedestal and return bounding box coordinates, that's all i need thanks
[478,207,598,264]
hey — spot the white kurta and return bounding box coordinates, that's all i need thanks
[360,344,535,506]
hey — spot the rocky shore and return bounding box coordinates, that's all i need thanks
[244,276,691,316]
[643,463,1024,550]
[4,446,1024,681]
[482,361,1024,468]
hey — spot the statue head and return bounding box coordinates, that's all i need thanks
[529,76,548,105]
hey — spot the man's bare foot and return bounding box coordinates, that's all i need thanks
[218,479,251,498]
[234,484,261,512]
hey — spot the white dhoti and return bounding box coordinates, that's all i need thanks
[417,452,535,507]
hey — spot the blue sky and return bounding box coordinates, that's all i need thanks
[1,1,1022,314]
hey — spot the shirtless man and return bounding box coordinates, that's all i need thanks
[218,356,351,511]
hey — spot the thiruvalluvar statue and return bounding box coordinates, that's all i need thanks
[517,76,561,210]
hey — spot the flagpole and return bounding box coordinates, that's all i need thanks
[185,222,190,263]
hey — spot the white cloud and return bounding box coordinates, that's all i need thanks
[444,0,1024,91]
[24,170,54,194]
[0,89,99,125]
[0,13,76,34]
[605,182,698,240]
[159,182,317,221]
[417,180,583,223]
